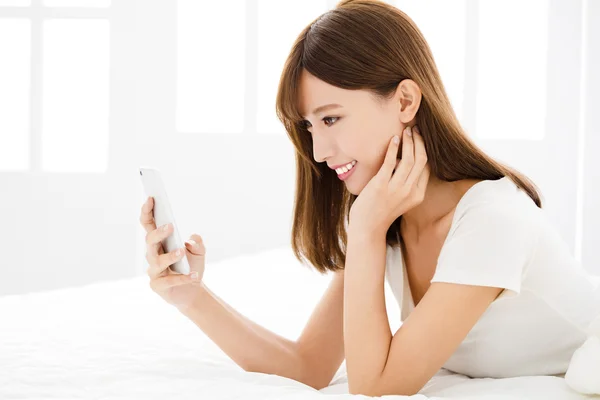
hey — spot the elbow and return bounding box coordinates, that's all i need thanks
[347,375,379,396]
[295,353,335,391]
[349,386,419,397]
[348,377,419,397]
[307,380,331,391]
[348,386,367,396]
[297,370,330,391]
[348,384,378,397]
[299,368,336,391]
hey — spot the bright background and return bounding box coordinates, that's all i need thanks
[1,0,599,299]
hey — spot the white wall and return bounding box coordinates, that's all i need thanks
[0,0,598,296]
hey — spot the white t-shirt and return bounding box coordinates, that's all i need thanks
[384,176,600,378]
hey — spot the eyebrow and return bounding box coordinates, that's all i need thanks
[301,103,343,119]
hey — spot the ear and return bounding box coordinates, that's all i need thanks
[395,79,422,123]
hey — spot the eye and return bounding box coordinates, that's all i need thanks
[323,116,338,127]
[302,116,340,131]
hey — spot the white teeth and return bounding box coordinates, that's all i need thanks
[336,161,356,175]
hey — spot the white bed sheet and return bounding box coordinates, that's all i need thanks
[0,246,597,400]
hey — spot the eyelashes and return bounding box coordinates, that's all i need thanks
[301,116,340,131]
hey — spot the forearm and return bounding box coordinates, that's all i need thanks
[198,283,296,354]
[343,229,393,393]
[178,283,311,387]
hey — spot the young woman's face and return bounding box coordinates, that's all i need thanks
[297,69,405,195]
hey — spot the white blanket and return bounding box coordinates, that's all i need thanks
[1,247,597,400]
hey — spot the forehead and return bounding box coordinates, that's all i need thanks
[297,69,365,118]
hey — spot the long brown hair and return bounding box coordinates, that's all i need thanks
[275,0,543,274]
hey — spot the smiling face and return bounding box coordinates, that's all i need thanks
[297,69,418,195]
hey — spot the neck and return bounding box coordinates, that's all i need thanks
[401,176,460,237]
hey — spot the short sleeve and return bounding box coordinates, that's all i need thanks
[430,200,538,298]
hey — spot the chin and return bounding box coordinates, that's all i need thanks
[347,188,360,196]
[345,180,364,196]
[343,169,368,196]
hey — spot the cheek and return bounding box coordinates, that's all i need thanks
[353,140,379,169]
[345,165,370,196]
[352,155,380,187]
[345,128,391,177]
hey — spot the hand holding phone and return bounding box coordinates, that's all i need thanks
[139,167,190,275]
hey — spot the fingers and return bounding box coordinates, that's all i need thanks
[147,245,186,280]
[404,125,428,188]
[185,234,206,256]
[416,161,431,192]
[145,222,173,255]
[150,270,201,292]
[139,197,157,233]
[391,125,426,184]
[393,158,401,174]
[393,126,415,182]
[379,133,402,180]
[141,197,167,257]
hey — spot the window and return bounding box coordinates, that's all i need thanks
[0,19,30,170]
[175,0,550,141]
[395,0,466,124]
[176,0,246,134]
[0,1,111,173]
[256,0,329,134]
[476,0,548,140]
[175,0,328,135]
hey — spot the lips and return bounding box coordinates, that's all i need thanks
[337,162,356,181]
[330,161,355,170]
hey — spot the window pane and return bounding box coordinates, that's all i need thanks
[43,0,110,7]
[176,0,246,133]
[476,0,548,140]
[42,19,110,173]
[394,0,466,122]
[0,19,30,171]
[0,0,30,5]
[257,0,328,134]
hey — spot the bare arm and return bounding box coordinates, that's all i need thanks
[178,270,346,390]
[178,282,306,384]
[295,269,345,390]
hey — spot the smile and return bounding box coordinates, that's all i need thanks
[337,161,357,181]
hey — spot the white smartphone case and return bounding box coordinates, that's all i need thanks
[138,166,190,275]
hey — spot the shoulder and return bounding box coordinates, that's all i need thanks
[450,177,542,236]
[432,178,542,296]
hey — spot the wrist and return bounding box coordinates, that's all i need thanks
[176,282,209,315]
[348,225,387,243]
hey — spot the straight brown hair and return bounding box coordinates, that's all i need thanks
[275,0,543,274]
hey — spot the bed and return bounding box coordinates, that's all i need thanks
[1,246,597,400]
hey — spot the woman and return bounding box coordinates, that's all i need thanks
[140,0,600,396]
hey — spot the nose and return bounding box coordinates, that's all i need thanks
[311,129,336,163]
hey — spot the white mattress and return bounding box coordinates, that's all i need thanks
[0,246,596,400]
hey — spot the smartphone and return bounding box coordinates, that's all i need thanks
[138,166,190,275]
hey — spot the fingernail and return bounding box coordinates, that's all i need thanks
[393,135,400,144]
[406,126,413,137]
[163,223,170,231]
[190,271,199,280]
